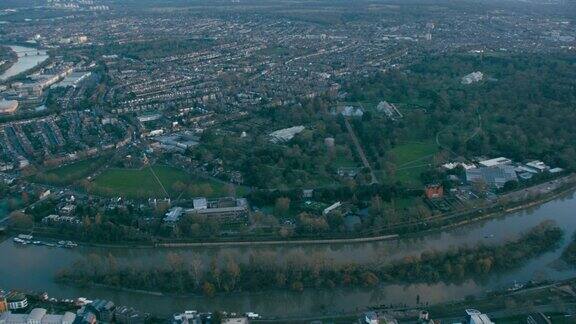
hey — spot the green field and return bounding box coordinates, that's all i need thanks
[391,141,439,166]
[33,157,106,185]
[91,165,239,199]
[386,141,440,186]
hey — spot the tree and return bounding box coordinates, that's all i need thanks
[274,197,291,217]
[11,211,33,229]
[190,258,204,288]
[202,282,216,297]
[226,258,241,291]
[369,196,383,216]
[172,181,187,193]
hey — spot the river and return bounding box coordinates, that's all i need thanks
[1,191,576,318]
[0,45,49,81]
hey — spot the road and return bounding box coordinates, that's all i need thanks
[343,117,378,184]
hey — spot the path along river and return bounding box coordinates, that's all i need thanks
[1,191,576,317]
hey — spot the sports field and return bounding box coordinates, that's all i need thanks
[34,157,106,185]
[91,165,235,199]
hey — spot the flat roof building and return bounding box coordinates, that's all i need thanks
[0,100,18,115]
[186,197,249,224]
[478,157,512,167]
[0,308,76,324]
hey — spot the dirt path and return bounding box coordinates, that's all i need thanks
[344,117,379,184]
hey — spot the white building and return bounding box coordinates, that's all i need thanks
[465,309,494,324]
[164,207,184,223]
[323,202,342,215]
[461,71,484,85]
[341,106,364,117]
[269,126,305,143]
[526,160,549,172]
[192,198,208,210]
[478,157,512,167]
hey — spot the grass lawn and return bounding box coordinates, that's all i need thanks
[91,165,236,199]
[380,141,439,187]
[395,165,430,187]
[33,156,107,185]
[385,197,416,211]
[332,151,357,168]
[390,141,439,166]
[49,158,100,178]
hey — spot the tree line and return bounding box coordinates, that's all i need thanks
[55,221,562,296]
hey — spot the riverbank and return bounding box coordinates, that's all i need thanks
[0,45,17,75]
[21,174,573,249]
[3,188,576,318]
[258,277,576,323]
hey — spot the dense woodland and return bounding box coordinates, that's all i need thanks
[346,53,576,170]
[56,221,562,296]
[189,53,576,191]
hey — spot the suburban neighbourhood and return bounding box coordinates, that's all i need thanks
[1,0,576,323]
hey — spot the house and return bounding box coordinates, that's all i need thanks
[59,204,76,216]
[337,167,360,178]
[172,311,201,324]
[442,162,476,170]
[302,189,314,199]
[361,311,379,324]
[0,294,7,313]
[341,106,364,117]
[85,299,115,322]
[376,101,403,120]
[75,308,97,324]
[5,292,27,310]
[164,207,184,223]
[425,184,444,199]
[526,160,549,173]
[42,215,80,225]
[461,71,484,84]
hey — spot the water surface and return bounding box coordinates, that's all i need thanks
[0,45,49,81]
[0,191,575,317]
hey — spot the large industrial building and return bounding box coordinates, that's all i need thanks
[0,308,76,324]
[0,99,18,115]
